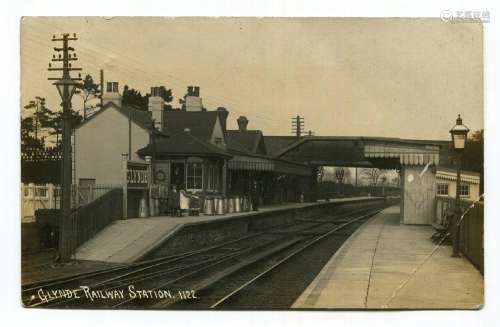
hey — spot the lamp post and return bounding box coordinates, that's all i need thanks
[49,33,82,262]
[449,114,469,257]
[53,76,79,261]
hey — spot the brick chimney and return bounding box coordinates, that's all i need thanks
[102,82,122,107]
[148,86,165,129]
[237,116,248,132]
[185,86,203,111]
[216,107,229,134]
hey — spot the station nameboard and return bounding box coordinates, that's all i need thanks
[127,162,149,189]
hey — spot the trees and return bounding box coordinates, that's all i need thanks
[122,85,173,110]
[122,85,147,110]
[361,168,384,186]
[22,97,53,150]
[21,97,83,152]
[46,107,83,148]
[75,74,101,120]
[334,167,345,184]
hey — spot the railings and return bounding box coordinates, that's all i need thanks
[69,188,123,253]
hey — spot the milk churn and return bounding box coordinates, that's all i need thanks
[139,197,149,218]
[227,197,235,214]
[215,197,226,215]
[203,197,215,215]
[234,196,242,212]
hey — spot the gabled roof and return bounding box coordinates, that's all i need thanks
[137,131,231,159]
[263,136,301,156]
[162,110,220,142]
[116,105,154,130]
[226,130,267,155]
[75,102,155,132]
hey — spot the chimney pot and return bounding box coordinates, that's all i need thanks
[148,86,165,129]
[237,116,249,132]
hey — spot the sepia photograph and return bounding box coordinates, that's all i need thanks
[19,16,485,311]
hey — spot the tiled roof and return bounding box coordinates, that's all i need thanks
[226,130,265,154]
[162,110,219,142]
[225,137,251,154]
[116,104,154,130]
[137,131,231,158]
[262,136,300,155]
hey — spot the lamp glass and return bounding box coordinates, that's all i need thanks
[450,115,469,151]
[54,80,78,102]
[452,133,466,150]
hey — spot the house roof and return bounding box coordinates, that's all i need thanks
[226,130,266,154]
[75,102,157,132]
[137,131,232,159]
[162,110,219,142]
[263,136,301,156]
[225,137,252,154]
[116,105,154,130]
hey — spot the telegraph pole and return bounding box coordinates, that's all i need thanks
[48,33,82,262]
[291,115,304,138]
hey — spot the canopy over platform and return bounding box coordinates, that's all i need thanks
[272,136,441,169]
[228,154,311,176]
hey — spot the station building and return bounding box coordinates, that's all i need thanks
[74,84,312,207]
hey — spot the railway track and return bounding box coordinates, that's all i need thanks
[22,201,390,309]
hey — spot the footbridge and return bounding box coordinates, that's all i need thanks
[272,136,443,225]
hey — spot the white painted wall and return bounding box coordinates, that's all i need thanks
[74,107,150,186]
[436,178,480,201]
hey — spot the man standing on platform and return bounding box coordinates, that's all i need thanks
[250,180,260,211]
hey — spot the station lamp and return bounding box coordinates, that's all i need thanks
[449,114,469,258]
[449,114,470,151]
[53,76,79,103]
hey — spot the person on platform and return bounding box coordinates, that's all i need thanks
[250,180,260,211]
[179,189,190,216]
[168,185,181,217]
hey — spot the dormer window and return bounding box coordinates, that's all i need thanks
[214,137,223,146]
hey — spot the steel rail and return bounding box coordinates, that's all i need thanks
[209,208,383,308]
[25,202,387,308]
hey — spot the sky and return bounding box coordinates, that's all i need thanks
[21,17,483,140]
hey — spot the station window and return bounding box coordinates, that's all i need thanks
[186,163,203,190]
[459,183,470,198]
[437,184,449,195]
[207,164,220,191]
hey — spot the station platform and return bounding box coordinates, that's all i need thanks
[75,197,376,263]
[292,205,484,309]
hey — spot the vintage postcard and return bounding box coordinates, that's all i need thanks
[20,16,484,310]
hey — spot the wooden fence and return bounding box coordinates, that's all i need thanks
[21,183,118,222]
[21,183,58,223]
[435,196,484,273]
